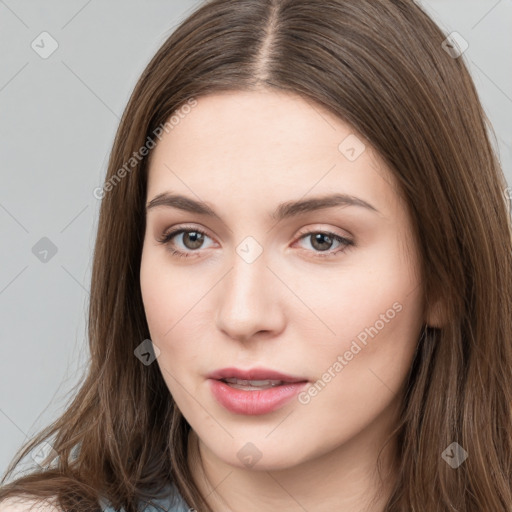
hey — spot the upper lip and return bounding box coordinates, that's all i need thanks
[207,367,309,383]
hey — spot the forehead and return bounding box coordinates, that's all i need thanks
[146,89,401,217]
[153,89,358,161]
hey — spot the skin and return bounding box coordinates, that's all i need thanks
[140,89,442,512]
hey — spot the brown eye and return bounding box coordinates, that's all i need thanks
[157,226,354,260]
[295,230,354,258]
[179,231,205,250]
[309,233,336,251]
[157,227,213,259]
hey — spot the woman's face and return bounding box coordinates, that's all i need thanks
[140,89,427,471]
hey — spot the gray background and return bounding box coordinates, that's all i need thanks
[1,0,511,476]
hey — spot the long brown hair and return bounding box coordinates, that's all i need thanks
[2,0,511,510]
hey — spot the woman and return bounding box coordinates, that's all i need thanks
[1,0,511,511]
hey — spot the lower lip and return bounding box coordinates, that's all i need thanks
[208,379,308,415]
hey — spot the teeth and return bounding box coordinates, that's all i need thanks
[223,378,284,388]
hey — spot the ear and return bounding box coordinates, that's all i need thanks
[425,293,448,329]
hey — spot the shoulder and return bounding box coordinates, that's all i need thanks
[1,485,189,512]
[0,497,61,512]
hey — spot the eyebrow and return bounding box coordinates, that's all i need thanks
[145,192,380,222]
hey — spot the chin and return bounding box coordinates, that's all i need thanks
[214,437,310,472]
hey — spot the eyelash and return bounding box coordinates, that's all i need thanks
[157,225,355,260]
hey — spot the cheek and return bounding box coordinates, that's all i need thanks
[140,246,203,338]
[301,282,421,390]
[292,239,420,350]
[295,237,423,398]
[294,284,422,449]
[140,248,214,382]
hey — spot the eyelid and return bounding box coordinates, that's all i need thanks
[157,224,215,245]
[295,224,352,240]
[159,223,351,241]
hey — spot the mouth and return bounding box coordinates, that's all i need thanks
[207,367,309,415]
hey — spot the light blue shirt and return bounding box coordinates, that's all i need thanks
[100,484,191,512]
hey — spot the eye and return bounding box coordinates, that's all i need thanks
[157,226,214,259]
[293,229,354,258]
[157,226,355,259]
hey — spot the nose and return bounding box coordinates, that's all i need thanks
[214,250,286,344]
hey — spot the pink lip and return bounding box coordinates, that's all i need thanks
[207,367,309,415]
[207,367,307,382]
